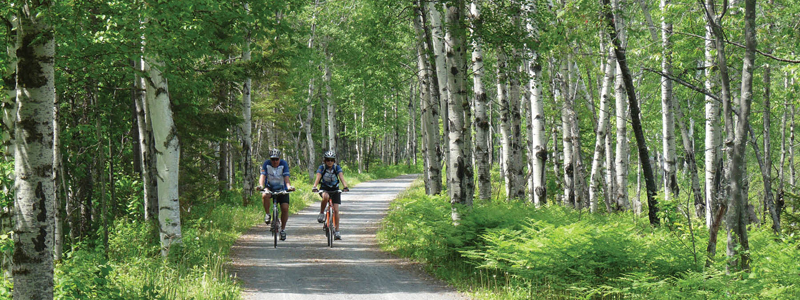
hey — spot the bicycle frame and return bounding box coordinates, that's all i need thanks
[320,190,343,248]
[263,189,291,248]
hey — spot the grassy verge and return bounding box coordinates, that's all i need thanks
[0,162,420,299]
[378,179,800,299]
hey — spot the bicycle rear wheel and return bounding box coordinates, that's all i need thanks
[273,204,279,248]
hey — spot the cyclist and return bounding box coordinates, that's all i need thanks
[256,149,294,241]
[311,150,349,240]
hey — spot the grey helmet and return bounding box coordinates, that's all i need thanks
[323,150,336,159]
[269,149,281,158]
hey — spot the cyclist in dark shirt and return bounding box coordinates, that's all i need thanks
[311,150,349,240]
[256,149,294,241]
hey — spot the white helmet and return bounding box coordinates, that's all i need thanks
[323,150,336,159]
[269,149,281,158]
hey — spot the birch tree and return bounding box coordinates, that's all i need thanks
[305,0,319,181]
[526,2,547,205]
[613,0,630,211]
[413,1,442,195]
[242,2,254,201]
[470,0,491,201]
[325,46,336,152]
[590,47,616,212]
[427,1,450,177]
[13,3,56,297]
[445,0,473,219]
[145,56,182,257]
[703,7,721,227]
[661,0,678,201]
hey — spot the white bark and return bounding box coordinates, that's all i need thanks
[145,58,182,257]
[590,48,616,212]
[704,17,721,228]
[611,0,630,211]
[305,0,319,181]
[325,48,336,152]
[470,0,491,201]
[528,57,546,206]
[498,52,513,199]
[13,7,56,298]
[445,1,472,219]
[558,59,575,207]
[413,2,442,194]
[242,7,254,199]
[661,0,678,201]
[428,1,450,172]
[508,51,525,200]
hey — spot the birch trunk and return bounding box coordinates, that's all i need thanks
[558,59,575,207]
[470,0,491,201]
[661,0,678,201]
[1,17,16,157]
[528,57,547,206]
[145,58,182,257]
[445,0,473,219]
[53,105,62,261]
[674,101,704,218]
[568,59,589,209]
[428,1,450,175]
[590,48,616,212]
[498,52,513,199]
[413,2,442,195]
[242,12,254,200]
[305,0,319,181]
[135,41,158,221]
[325,48,336,152]
[13,6,56,297]
[508,52,525,200]
[704,15,721,227]
[613,0,630,211]
[763,64,780,233]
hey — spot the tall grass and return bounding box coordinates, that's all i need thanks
[378,179,800,299]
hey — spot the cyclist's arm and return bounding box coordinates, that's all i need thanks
[311,172,322,189]
[259,174,266,189]
[337,172,349,189]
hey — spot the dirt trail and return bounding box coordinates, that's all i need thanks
[228,174,467,300]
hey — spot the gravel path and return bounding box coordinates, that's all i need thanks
[227,174,467,300]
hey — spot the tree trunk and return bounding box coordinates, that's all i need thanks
[305,0,319,181]
[762,64,780,234]
[557,59,575,208]
[413,2,443,195]
[53,104,63,262]
[612,0,630,211]
[528,57,547,206]
[724,0,756,271]
[661,0,678,201]
[427,1,450,179]
[674,101,704,219]
[145,57,183,258]
[241,6,254,203]
[13,5,56,297]
[508,51,525,200]
[704,14,721,227]
[590,47,616,212]
[470,0,491,201]
[603,0,659,224]
[445,0,472,220]
[498,52,513,199]
[325,48,336,152]
[135,55,158,221]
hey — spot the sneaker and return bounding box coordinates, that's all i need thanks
[280,230,287,241]
[317,213,325,223]
[264,214,271,225]
[334,231,341,240]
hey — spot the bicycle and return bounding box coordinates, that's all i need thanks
[259,188,293,248]
[314,189,346,248]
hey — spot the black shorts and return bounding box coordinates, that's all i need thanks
[319,188,342,204]
[265,193,290,204]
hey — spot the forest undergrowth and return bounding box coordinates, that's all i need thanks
[0,162,419,299]
[378,179,800,299]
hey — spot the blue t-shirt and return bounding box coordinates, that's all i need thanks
[261,159,290,191]
[317,164,343,189]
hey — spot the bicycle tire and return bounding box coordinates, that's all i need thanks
[328,211,334,248]
[273,202,278,248]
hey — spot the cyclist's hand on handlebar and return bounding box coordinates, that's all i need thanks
[343,187,349,192]
[256,185,263,191]
[287,185,295,192]
[312,188,319,193]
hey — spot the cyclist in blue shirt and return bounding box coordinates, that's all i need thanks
[256,149,294,241]
[311,150,349,240]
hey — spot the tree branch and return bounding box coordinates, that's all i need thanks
[643,67,720,102]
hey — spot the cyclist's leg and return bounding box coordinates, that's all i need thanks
[319,191,327,214]
[333,203,340,231]
[278,195,290,230]
[262,193,272,215]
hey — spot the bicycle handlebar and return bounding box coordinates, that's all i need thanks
[257,187,295,195]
